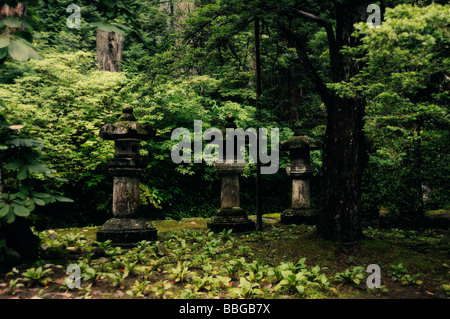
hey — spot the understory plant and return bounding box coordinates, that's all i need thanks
[334,266,366,287]
[21,267,52,287]
[389,263,423,286]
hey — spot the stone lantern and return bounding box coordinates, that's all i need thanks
[96,105,157,245]
[207,115,255,232]
[280,122,321,225]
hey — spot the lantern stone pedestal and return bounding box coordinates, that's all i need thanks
[96,105,157,246]
[281,123,321,225]
[207,162,255,232]
[207,115,255,233]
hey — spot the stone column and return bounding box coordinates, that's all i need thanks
[112,176,140,218]
[281,123,320,225]
[207,115,255,232]
[96,105,157,246]
[221,173,240,208]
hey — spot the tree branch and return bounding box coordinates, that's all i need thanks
[279,23,333,110]
[292,8,343,82]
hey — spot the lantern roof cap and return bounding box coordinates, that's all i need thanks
[281,122,321,151]
[99,105,155,140]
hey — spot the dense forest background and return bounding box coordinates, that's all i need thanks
[0,0,449,234]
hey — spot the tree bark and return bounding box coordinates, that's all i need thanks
[96,29,124,72]
[318,95,365,241]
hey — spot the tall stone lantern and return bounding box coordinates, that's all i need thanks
[207,115,255,232]
[96,105,157,245]
[280,122,321,225]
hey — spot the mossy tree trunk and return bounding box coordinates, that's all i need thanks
[96,29,124,72]
[282,1,372,242]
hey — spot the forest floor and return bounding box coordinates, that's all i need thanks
[0,214,449,300]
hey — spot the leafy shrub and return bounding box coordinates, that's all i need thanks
[334,266,366,287]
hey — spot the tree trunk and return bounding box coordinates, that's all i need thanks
[317,96,365,241]
[316,3,368,242]
[282,1,370,241]
[96,29,124,72]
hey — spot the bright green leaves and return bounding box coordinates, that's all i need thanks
[0,13,41,63]
[0,188,73,224]
[334,266,366,287]
[1,17,22,29]
[0,37,11,48]
[1,126,72,224]
[0,36,41,62]
[7,38,41,62]
[344,3,450,218]
[0,195,31,223]
[11,203,30,217]
[0,203,10,218]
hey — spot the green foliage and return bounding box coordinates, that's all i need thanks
[21,266,52,286]
[0,4,42,63]
[335,3,450,221]
[3,278,24,295]
[442,284,450,296]
[169,261,191,283]
[0,51,126,226]
[334,266,366,287]
[126,280,150,298]
[0,116,73,225]
[231,277,263,299]
[389,263,423,286]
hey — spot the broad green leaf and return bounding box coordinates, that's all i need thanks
[11,203,30,217]
[0,47,8,59]
[8,38,41,62]
[16,192,28,200]
[0,37,11,48]
[2,193,17,200]
[55,196,74,203]
[8,38,30,62]
[4,159,24,170]
[3,17,21,28]
[296,285,305,294]
[0,204,10,218]
[17,166,28,180]
[112,23,131,31]
[33,198,46,206]
[90,21,126,35]
[4,210,16,223]
[32,192,51,198]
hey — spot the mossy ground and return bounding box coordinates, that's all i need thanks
[0,215,449,299]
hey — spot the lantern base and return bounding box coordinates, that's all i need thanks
[96,218,157,247]
[281,208,318,225]
[207,207,255,233]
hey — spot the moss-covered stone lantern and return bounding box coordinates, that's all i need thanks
[280,122,321,225]
[207,115,255,232]
[96,105,157,246]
